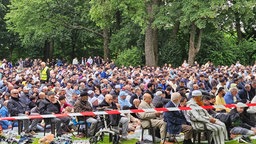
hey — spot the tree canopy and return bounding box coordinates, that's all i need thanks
[0,0,255,66]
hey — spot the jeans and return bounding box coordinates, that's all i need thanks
[230,127,254,135]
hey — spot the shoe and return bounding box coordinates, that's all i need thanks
[183,139,192,144]
[239,136,251,143]
[29,130,36,135]
[120,136,128,140]
[24,132,34,137]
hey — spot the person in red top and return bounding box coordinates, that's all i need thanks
[58,95,72,113]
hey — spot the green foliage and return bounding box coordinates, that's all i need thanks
[5,0,103,61]
[196,32,256,66]
[114,46,143,67]
[1,0,256,66]
[158,29,189,67]
[109,22,143,57]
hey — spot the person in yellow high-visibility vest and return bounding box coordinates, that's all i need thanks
[40,62,50,83]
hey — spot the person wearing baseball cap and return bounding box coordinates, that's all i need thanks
[229,102,255,143]
[187,90,228,144]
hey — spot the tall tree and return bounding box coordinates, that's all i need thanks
[5,0,102,61]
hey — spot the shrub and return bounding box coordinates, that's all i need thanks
[114,46,143,67]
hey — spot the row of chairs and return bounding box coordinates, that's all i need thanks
[141,119,213,144]
[13,117,95,138]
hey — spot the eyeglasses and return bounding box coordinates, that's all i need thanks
[12,93,18,95]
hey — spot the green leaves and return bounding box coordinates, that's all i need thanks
[114,46,143,67]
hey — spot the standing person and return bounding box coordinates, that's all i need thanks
[187,90,228,144]
[40,62,50,84]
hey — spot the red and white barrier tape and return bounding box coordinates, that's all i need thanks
[1,103,256,121]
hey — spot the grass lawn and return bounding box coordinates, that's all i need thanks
[32,136,256,144]
[32,135,138,144]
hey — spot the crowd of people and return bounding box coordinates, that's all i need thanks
[0,57,256,144]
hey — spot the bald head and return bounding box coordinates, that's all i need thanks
[171,92,181,102]
[105,94,113,104]
[41,62,46,67]
[39,92,46,99]
[143,93,152,104]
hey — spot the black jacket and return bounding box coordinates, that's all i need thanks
[238,88,252,103]
[7,97,30,116]
[229,108,255,130]
[98,100,120,126]
[38,99,60,114]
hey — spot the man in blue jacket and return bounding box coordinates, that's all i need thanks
[164,92,193,144]
[224,87,241,104]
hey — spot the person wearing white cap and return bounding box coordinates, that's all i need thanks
[118,91,132,109]
[109,84,121,97]
[152,90,169,107]
[229,102,256,142]
[187,90,228,144]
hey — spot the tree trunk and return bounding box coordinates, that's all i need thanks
[188,23,203,66]
[145,0,158,67]
[49,40,54,60]
[44,40,50,61]
[103,28,110,61]
[171,21,180,40]
[153,28,158,65]
[235,14,242,43]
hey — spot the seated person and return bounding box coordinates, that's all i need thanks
[164,92,193,144]
[202,96,217,116]
[130,99,140,119]
[152,90,169,107]
[138,93,168,144]
[224,87,241,104]
[229,102,256,139]
[58,95,72,113]
[215,87,230,112]
[118,91,132,109]
[38,91,70,137]
[74,91,98,137]
[0,101,12,129]
[7,89,37,134]
[122,106,140,132]
[98,94,129,140]
[187,90,228,144]
[238,84,252,103]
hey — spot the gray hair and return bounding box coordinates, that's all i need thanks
[171,92,181,101]
[229,87,238,92]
